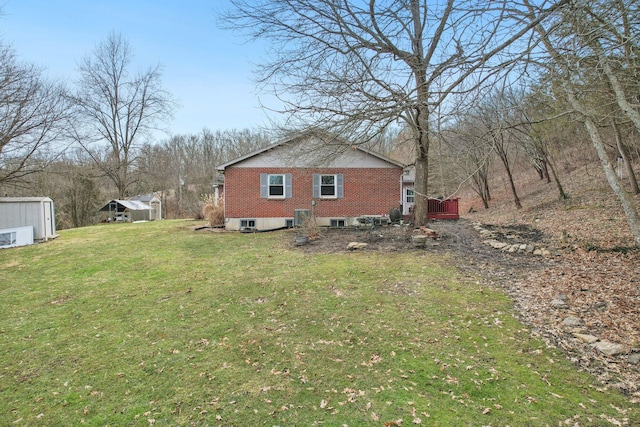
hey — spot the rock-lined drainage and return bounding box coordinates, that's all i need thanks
[472,222,556,256]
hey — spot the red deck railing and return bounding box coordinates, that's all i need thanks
[427,198,459,220]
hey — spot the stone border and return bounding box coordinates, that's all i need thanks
[472,222,556,256]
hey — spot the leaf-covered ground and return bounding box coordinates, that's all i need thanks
[463,162,640,402]
[300,160,640,402]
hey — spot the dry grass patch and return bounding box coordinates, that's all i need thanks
[202,194,224,226]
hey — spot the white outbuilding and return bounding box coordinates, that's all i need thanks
[0,197,57,247]
[98,193,162,222]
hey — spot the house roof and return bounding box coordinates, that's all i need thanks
[130,193,159,203]
[98,200,151,212]
[216,133,405,171]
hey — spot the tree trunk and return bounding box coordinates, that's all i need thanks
[410,0,430,228]
[479,179,490,209]
[469,171,489,209]
[596,46,640,133]
[484,176,491,202]
[413,153,429,226]
[494,135,522,209]
[583,116,640,246]
[503,159,522,209]
[539,144,567,199]
[612,118,640,194]
[542,161,551,183]
[547,158,568,200]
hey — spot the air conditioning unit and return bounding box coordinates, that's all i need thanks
[294,209,310,227]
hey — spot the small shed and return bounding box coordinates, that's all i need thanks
[98,200,152,222]
[0,197,57,242]
[130,193,162,220]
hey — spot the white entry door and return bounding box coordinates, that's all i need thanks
[403,187,415,215]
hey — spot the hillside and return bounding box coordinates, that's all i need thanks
[461,157,640,400]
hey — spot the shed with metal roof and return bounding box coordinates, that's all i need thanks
[98,198,158,222]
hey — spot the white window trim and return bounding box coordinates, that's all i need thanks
[406,188,415,204]
[319,174,338,199]
[268,174,286,199]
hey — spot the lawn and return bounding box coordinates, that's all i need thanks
[0,220,636,426]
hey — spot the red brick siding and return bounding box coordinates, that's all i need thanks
[224,167,403,218]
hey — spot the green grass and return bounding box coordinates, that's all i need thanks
[0,220,636,426]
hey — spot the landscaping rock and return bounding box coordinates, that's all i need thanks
[416,227,438,237]
[347,242,368,250]
[592,341,625,356]
[628,353,640,365]
[563,316,584,327]
[574,333,598,344]
[592,301,608,311]
[550,296,568,309]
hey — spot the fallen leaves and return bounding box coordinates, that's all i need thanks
[465,166,640,399]
[361,354,382,367]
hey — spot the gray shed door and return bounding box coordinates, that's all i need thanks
[43,201,54,237]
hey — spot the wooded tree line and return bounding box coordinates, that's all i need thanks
[1,1,639,244]
[1,128,273,228]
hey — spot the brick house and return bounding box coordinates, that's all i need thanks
[215,134,406,231]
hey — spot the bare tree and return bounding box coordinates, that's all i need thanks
[525,0,640,245]
[517,91,572,200]
[577,0,640,133]
[223,0,568,226]
[0,43,72,187]
[71,32,175,198]
[470,88,524,209]
[137,128,272,218]
[451,118,493,209]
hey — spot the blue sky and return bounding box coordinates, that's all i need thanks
[1,0,275,139]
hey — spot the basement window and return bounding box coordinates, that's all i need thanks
[330,219,346,227]
[240,219,256,230]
